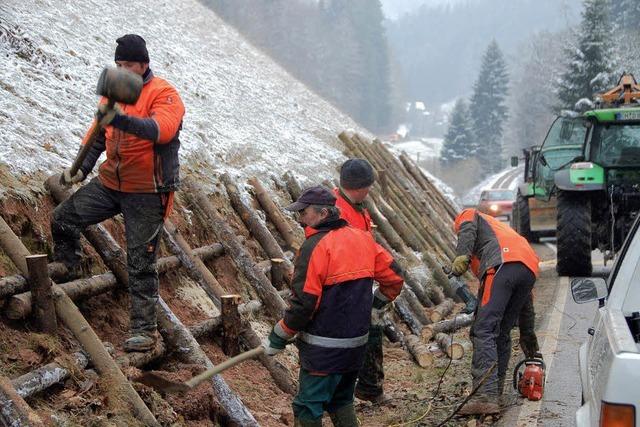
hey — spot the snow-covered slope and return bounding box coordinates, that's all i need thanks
[0,0,366,194]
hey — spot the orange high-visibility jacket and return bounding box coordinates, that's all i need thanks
[454,208,539,279]
[80,70,185,193]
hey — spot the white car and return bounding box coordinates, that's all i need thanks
[572,215,640,427]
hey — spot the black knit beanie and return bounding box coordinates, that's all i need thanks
[114,34,149,63]
[340,158,375,190]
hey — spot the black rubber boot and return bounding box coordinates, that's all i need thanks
[456,284,478,314]
[294,417,323,427]
[329,404,359,427]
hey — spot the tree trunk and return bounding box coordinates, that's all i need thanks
[0,376,45,426]
[283,171,303,201]
[222,173,294,284]
[393,295,423,336]
[429,299,456,323]
[247,177,301,250]
[12,352,89,399]
[435,332,465,360]
[425,284,445,306]
[221,295,242,356]
[181,178,287,319]
[404,335,434,368]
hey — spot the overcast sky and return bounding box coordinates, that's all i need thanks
[380,0,470,20]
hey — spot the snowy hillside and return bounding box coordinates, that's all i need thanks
[0,0,367,195]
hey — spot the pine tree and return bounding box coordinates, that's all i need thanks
[556,0,617,111]
[441,99,474,166]
[468,40,509,175]
[610,0,640,29]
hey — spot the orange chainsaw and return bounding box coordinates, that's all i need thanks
[513,357,545,401]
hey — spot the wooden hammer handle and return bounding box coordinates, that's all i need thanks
[184,346,265,389]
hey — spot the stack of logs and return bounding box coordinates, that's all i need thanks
[0,131,476,425]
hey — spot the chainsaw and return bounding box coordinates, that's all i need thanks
[513,356,545,401]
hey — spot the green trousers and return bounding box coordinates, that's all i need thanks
[292,368,358,421]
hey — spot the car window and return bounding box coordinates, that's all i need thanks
[606,215,640,314]
[483,190,514,201]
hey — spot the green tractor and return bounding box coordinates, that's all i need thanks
[511,73,640,276]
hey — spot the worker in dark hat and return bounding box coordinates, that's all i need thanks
[264,186,404,426]
[51,34,185,352]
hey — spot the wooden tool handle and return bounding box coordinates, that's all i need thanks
[185,346,265,389]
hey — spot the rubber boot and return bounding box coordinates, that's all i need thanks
[294,417,323,427]
[456,284,478,314]
[329,404,359,427]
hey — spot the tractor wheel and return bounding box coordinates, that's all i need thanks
[512,191,534,242]
[556,191,592,276]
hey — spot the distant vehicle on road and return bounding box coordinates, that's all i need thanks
[477,188,514,222]
[571,213,640,427]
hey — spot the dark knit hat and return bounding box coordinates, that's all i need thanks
[286,186,337,211]
[340,158,375,190]
[114,34,149,63]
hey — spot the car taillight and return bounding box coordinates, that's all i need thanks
[600,401,635,427]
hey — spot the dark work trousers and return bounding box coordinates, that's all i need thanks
[51,178,165,335]
[293,368,359,420]
[518,293,540,358]
[470,262,536,396]
[355,325,384,399]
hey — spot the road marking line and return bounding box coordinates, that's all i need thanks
[516,275,569,426]
[544,242,557,255]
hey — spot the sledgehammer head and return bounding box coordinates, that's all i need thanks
[96,67,143,105]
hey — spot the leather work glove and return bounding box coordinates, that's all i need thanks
[59,168,85,186]
[451,255,470,276]
[519,334,541,359]
[263,320,295,356]
[96,103,123,127]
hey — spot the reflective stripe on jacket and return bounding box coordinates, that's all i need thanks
[284,218,403,373]
[453,208,539,279]
[80,70,185,193]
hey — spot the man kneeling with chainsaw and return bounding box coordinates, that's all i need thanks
[450,208,539,415]
[51,34,185,352]
[263,186,404,426]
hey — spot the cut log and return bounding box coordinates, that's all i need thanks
[221,295,242,356]
[181,178,287,318]
[189,299,263,339]
[163,219,224,306]
[12,352,89,399]
[26,255,57,334]
[404,335,434,368]
[435,332,465,360]
[425,284,445,306]
[248,176,301,250]
[429,299,455,323]
[45,175,259,426]
[421,313,474,342]
[403,287,431,326]
[0,262,69,299]
[269,258,287,289]
[222,173,294,285]
[6,244,224,319]
[0,216,31,278]
[0,376,45,426]
[394,295,423,336]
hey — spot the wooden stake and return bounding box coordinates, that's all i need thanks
[221,295,242,356]
[26,255,57,334]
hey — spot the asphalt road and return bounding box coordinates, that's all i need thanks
[497,242,605,427]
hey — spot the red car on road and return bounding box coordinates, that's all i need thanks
[477,189,514,222]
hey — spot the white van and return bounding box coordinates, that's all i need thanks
[572,215,640,427]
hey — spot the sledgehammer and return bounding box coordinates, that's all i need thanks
[136,346,265,394]
[66,67,143,178]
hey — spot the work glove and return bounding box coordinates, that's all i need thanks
[371,289,391,327]
[59,168,85,186]
[519,334,541,359]
[451,255,470,276]
[263,320,295,356]
[96,103,123,127]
